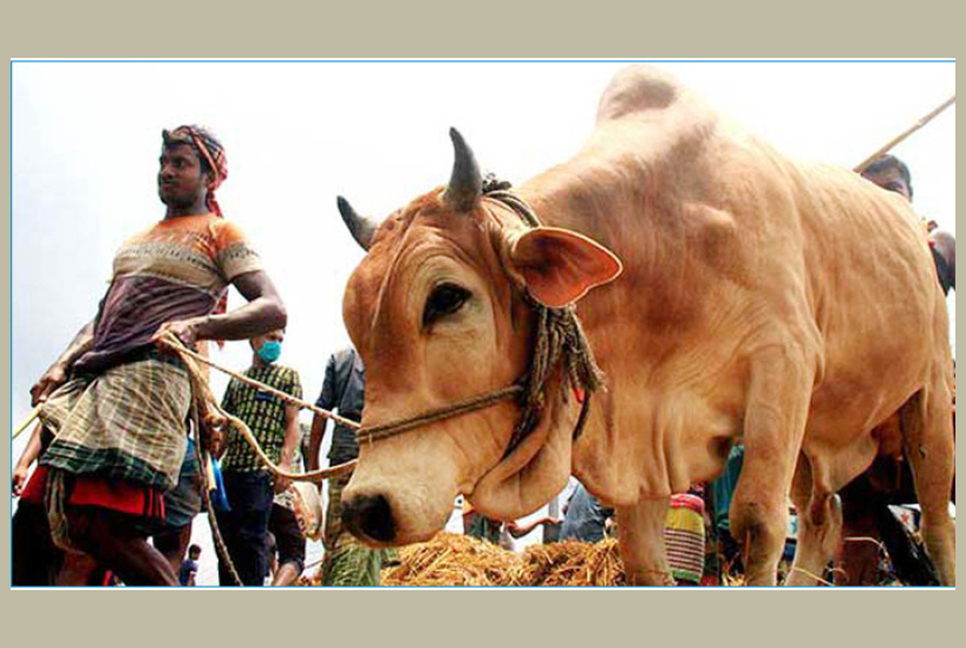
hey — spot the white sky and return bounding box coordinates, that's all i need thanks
[9,60,956,584]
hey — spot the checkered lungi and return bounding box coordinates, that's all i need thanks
[39,355,191,490]
[36,354,192,549]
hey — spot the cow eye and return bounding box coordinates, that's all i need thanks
[423,283,471,327]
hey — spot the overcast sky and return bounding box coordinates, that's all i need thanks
[9,61,955,580]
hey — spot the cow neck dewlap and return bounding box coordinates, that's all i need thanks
[469,366,575,519]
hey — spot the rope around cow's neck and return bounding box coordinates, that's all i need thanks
[156,331,356,483]
[357,385,525,445]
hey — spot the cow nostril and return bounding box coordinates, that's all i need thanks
[343,493,396,543]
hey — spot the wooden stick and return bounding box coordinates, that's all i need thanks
[854,95,955,174]
[204,454,218,492]
[12,404,42,440]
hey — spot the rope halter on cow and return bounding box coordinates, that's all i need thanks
[354,175,605,456]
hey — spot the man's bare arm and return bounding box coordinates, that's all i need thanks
[153,269,287,346]
[12,423,44,496]
[305,413,328,481]
[275,404,301,493]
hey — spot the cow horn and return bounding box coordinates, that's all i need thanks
[443,127,482,212]
[337,196,379,250]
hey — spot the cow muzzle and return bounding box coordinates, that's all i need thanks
[341,492,397,544]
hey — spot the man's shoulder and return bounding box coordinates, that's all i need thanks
[269,364,302,392]
[273,364,300,380]
[118,219,167,247]
[331,348,360,370]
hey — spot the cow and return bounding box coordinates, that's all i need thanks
[333,65,955,586]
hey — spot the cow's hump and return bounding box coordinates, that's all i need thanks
[595,65,683,124]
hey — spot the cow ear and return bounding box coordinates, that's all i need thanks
[509,227,623,308]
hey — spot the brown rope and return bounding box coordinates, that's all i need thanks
[157,333,360,430]
[189,397,243,587]
[358,385,524,445]
[156,332,356,483]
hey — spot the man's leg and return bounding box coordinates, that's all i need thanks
[268,503,305,586]
[214,504,241,586]
[153,523,193,575]
[153,451,201,575]
[55,553,102,586]
[12,500,63,586]
[65,507,178,586]
[222,471,274,586]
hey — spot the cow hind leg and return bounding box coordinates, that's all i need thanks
[900,385,955,586]
[785,455,841,586]
[616,497,675,586]
[730,346,816,586]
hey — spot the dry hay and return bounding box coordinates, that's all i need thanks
[303,533,793,587]
[518,539,626,586]
[381,532,525,586]
[378,533,634,587]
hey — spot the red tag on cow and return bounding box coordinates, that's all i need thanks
[574,386,585,403]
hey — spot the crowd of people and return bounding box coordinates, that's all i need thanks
[10,125,954,587]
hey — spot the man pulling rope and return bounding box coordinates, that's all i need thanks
[17,125,288,586]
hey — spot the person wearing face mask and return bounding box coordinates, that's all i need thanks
[214,329,303,586]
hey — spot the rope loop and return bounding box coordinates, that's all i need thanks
[156,332,356,484]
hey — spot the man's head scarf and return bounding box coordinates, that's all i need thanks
[162,125,228,217]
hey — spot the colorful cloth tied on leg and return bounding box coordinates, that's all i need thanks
[664,493,706,585]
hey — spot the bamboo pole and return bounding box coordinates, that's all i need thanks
[854,95,955,174]
[11,404,42,440]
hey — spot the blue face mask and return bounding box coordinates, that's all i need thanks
[258,340,282,364]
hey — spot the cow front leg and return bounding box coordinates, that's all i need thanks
[616,497,675,586]
[730,346,816,586]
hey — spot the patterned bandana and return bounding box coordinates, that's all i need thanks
[164,125,228,217]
